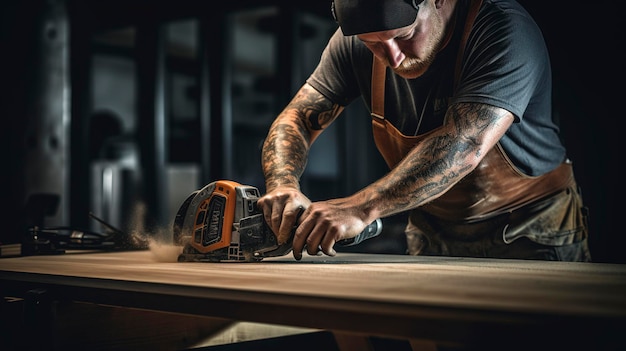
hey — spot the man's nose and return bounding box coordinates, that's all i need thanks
[381,40,405,68]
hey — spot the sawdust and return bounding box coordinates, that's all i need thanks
[126,201,183,262]
[148,238,183,262]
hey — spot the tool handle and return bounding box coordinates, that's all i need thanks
[336,218,383,246]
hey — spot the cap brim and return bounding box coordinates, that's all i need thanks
[334,0,418,36]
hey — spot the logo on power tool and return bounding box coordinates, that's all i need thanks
[202,195,225,246]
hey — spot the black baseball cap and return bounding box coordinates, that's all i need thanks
[331,0,424,36]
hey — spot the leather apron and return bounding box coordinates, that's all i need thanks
[370,0,588,257]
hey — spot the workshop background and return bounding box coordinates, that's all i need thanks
[0,0,622,263]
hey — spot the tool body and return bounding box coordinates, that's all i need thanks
[174,180,382,262]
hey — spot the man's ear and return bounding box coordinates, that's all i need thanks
[434,0,445,9]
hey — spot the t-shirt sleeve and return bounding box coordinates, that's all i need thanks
[306,29,369,107]
[451,5,551,123]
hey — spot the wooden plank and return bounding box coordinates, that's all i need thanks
[1,250,625,349]
[2,250,625,316]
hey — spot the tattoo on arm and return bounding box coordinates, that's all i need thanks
[262,121,309,190]
[290,85,342,130]
[262,85,342,190]
[370,103,511,214]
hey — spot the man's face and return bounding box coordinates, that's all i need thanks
[356,2,446,79]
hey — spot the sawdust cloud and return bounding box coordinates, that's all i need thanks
[147,237,183,262]
[128,201,183,263]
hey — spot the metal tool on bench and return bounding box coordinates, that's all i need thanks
[20,193,148,255]
[174,180,382,262]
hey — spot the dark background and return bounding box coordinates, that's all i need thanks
[0,0,623,263]
[526,2,623,263]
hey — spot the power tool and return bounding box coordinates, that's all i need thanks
[174,180,382,262]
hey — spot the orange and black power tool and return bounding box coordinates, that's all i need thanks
[174,180,382,262]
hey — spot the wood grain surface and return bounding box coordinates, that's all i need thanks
[1,249,626,349]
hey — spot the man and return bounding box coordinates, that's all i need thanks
[257,0,591,262]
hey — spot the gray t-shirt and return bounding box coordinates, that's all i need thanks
[306,0,566,176]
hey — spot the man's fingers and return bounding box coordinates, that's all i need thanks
[291,210,311,260]
[319,235,337,257]
[270,202,284,231]
[305,227,322,256]
[277,205,303,245]
[298,219,338,258]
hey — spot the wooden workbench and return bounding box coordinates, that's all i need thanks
[1,249,625,350]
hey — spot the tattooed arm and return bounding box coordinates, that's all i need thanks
[360,102,514,216]
[258,83,344,244]
[258,83,514,259]
[291,101,513,260]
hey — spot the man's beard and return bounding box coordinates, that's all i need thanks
[389,13,446,79]
[391,55,433,79]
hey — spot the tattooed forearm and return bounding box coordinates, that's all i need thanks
[261,84,343,191]
[363,103,513,216]
[290,85,342,130]
[262,119,309,190]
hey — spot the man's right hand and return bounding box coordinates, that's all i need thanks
[257,186,312,245]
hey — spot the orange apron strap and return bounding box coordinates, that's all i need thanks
[371,57,386,120]
[370,0,484,169]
